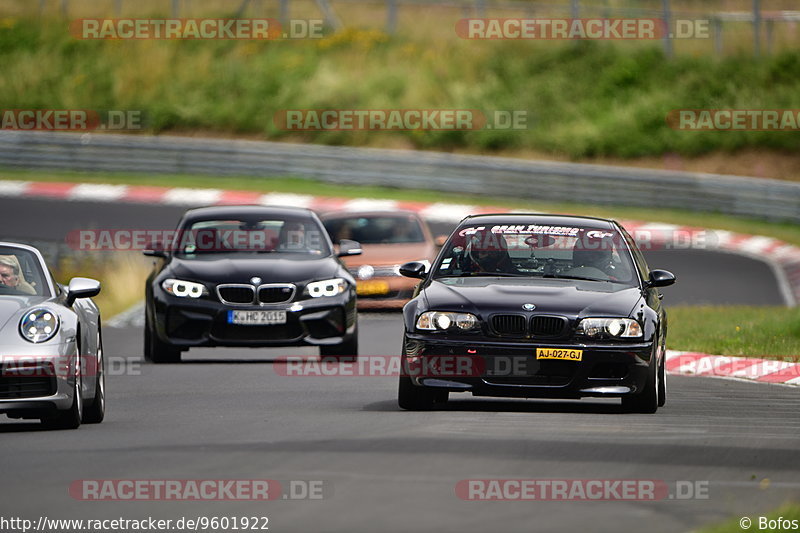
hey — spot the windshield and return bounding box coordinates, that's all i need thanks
[433,224,637,284]
[0,246,50,297]
[323,215,425,244]
[174,218,331,257]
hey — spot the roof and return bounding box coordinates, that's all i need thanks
[180,205,317,223]
[458,213,616,229]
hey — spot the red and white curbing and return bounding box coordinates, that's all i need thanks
[3,179,800,387]
[666,351,800,386]
[3,179,799,303]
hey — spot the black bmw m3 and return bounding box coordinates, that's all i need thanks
[143,206,361,363]
[397,214,675,413]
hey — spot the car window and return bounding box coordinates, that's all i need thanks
[174,218,330,256]
[433,224,636,284]
[0,246,49,297]
[324,216,425,244]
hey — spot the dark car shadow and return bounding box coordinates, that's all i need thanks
[364,398,624,414]
[0,422,51,433]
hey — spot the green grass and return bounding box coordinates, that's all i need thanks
[2,18,800,159]
[668,306,800,360]
[698,503,800,533]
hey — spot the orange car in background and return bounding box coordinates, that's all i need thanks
[320,210,442,309]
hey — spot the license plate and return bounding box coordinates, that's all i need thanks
[356,280,390,296]
[536,348,583,361]
[228,310,287,325]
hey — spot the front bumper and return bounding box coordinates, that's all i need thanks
[403,334,654,399]
[0,343,77,415]
[152,290,357,348]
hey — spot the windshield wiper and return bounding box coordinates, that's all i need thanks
[543,274,610,282]
[439,272,527,278]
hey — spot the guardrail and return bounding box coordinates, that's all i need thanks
[1,130,799,223]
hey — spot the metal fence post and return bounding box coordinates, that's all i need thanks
[753,0,761,57]
[280,0,288,24]
[114,0,122,16]
[475,0,485,18]
[386,0,397,34]
[61,0,68,17]
[713,17,723,56]
[662,0,673,58]
[172,0,180,18]
[571,0,579,19]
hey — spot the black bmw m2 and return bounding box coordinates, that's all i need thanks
[144,206,361,363]
[397,214,675,413]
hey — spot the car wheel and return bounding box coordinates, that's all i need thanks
[319,325,358,362]
[83,330,106,424]
[657,352,667,408]
[622,353,659,414]
[144,312,181,364]
[398,375,436,410]
[42,360,82,430]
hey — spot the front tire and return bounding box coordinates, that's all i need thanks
[144,311,181,364]
[398,375,436,410]
[319,323,358,362]
[622,354,659,414]
[83,330,106,424]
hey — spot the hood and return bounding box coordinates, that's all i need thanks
[166,254,341,284]
[340,242,435,269]
[423,277,642,319]
[0,295,55,335]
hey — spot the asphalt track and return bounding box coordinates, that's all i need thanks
[0,196,798,533]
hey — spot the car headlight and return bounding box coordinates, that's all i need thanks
[19,308,60,343]
[416,311,479,331]
[306,278,347,298]
[576,318,642,339]
[161,279,207,298]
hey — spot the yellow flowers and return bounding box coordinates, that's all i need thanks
[317,28,389,50]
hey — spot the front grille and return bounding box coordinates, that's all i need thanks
[211,323,303,342]
[530,316,567,337]
[0,375,56,399]
[217,285,255,304]
[491,314,526,335]
[258,284,295,304]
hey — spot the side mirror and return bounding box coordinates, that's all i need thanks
[399,261,427,279]
[337,239,362,257]
[143,238,167,258]
[66,277,101,306]
[647,269,676,288]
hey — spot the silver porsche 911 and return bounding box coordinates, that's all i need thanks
[0,242,104,429]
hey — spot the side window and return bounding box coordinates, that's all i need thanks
[619,226,649,283]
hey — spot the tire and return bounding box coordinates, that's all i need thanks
[82,330,106,424]
[144,311,181,364]
[657,353,667,408]
[42,361,82,430]
[319,323,358,362]
[398,375,436,410]
[622,354,659,414]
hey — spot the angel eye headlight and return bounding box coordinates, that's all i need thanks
[576,318,642,339]
[19,308,60,344]
[306,278,347,298]
[416,311,479,331]
[162,279,207,298]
